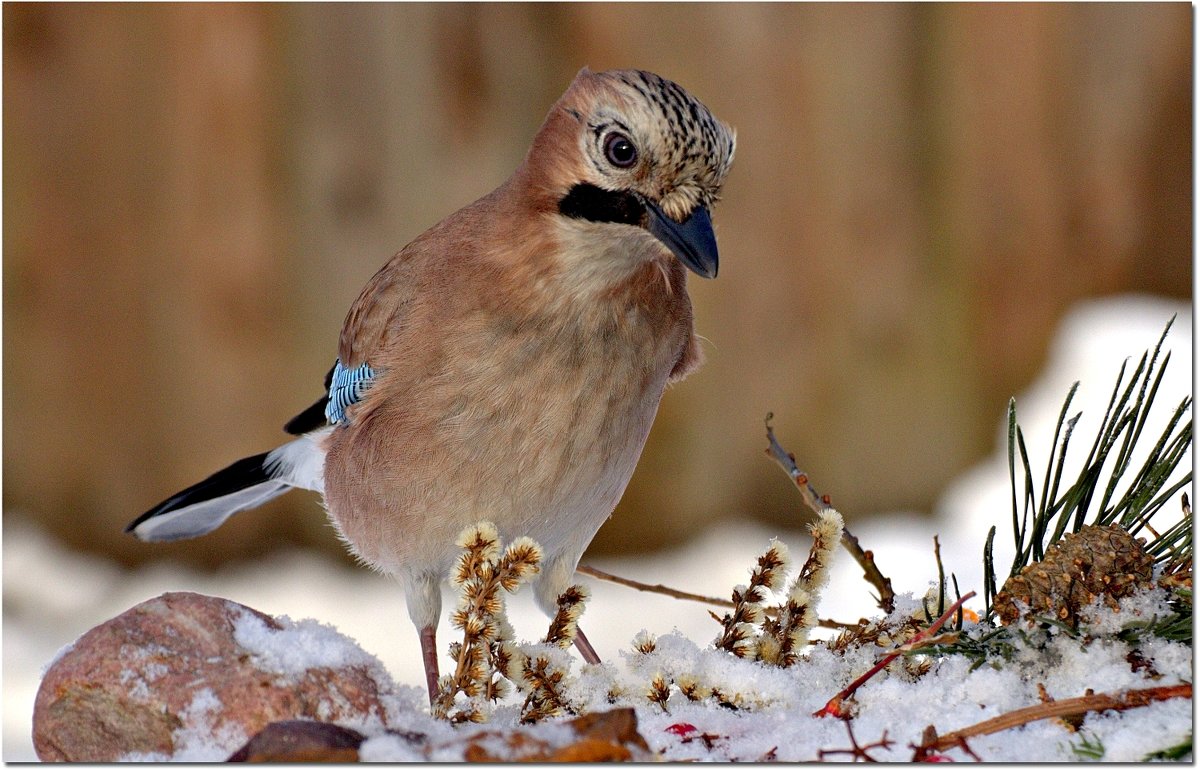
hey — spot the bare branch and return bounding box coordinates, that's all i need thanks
[764,413,896,613]
[575,564,854,630]
[576,564,733,608]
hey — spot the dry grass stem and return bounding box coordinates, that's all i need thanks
[918,683,1192,754]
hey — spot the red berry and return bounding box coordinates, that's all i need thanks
[665,723,698,737]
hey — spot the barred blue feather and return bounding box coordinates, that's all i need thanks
[325,360,377,424]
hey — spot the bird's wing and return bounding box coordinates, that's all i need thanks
[338,250,425,369]
[283,250,424,433]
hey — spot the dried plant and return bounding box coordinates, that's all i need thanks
[627,515,847,714]
[507,647,577,723]
[647,673,672,710]
[714,510,844,667]
[676,673,711,702]
[542,584,589,649]
[714,537,789,657]
[432,522,542,723]
[631,631,657,655]
[825,606,926,664]
[759,509,844,665]
[430,521,605,725]
[506,583,590,723]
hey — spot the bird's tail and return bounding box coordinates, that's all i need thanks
[125,429,330,542]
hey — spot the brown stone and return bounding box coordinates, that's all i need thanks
[227,720,365,762]
[33,592,401,761]
[458,708,653,762]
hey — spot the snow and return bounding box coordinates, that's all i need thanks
[231,607,387,676]
[119,688,249,763]
[3,294,1192,761]
[170,687,250,763]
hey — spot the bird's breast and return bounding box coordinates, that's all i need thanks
[323,249,694,576]
[450,255,692,488]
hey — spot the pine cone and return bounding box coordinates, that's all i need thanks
[994,524,1154,627]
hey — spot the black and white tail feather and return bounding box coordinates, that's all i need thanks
[125,360,373,542]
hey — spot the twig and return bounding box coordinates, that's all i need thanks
[817,722,894,762]
[912,726,982,763]
[917,683,1192,753]
[576,564,732,607]
[575,564,854,630]
[815,592,976,718]
[764,413,896,613]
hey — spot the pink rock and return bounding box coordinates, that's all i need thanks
[32,591,411,761]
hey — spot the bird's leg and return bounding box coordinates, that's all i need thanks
[574,626,602,665]
[406,573,443,704]
[419,624,441,704]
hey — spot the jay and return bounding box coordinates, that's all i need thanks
[128,68,736,703]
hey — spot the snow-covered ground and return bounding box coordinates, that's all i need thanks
[4,294,1192,761]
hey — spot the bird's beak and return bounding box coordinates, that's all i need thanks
[645,202,719,279]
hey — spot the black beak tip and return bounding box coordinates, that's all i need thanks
[647,203,721,280]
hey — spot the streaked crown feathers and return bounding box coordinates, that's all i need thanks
[536,68,736,223]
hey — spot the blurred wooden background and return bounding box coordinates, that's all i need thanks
[4,3,1191,568]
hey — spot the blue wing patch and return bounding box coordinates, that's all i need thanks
[325,360,377,424]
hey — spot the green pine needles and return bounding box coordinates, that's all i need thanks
[983,317,1193,621]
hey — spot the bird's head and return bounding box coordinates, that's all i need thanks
[521,68,736,279]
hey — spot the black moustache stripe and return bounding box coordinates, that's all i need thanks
[558,183,645,227]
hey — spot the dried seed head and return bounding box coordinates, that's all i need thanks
[502,536,544,569]
[452,549,489,587]
[479,592,504,618]
[633,631,658,654]
[486,675,511,702]
[756,635,783,664]
[463,615,487,637]
[752,539,791,592]
[544,584,589,648]
[558,583,591,608]
[788,584,812,609]
[797,508,843,592]
[456,521,501,557]
[676,673,712,701]
[785,618,813,656]
[648,673,672,708]
[495,616,516,644]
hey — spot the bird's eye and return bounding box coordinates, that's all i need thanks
[603,132,638,168]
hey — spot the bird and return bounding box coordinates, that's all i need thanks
[126,67,736,703]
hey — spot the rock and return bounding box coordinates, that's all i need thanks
[33,592,411,761]
[456,708,653,762]
[227,720,365,762]
[233,708,653,762]
[34,591,653,762]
